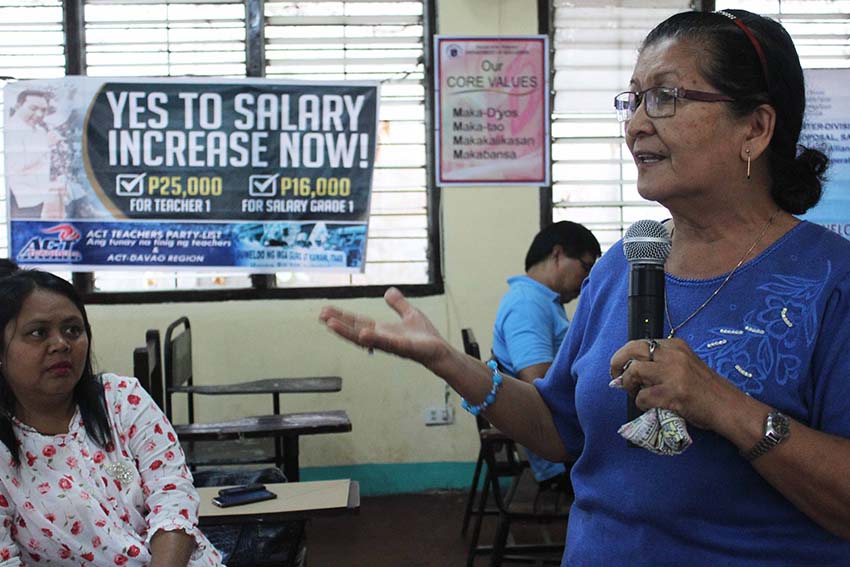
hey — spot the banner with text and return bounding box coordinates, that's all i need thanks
[435,36,550,186]
[800,69,850,240]
[4,77,378,270]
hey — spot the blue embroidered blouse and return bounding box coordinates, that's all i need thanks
[536,221,850,566]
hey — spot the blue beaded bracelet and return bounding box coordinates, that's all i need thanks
[461,360,504,416]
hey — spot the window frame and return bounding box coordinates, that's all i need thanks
[52,0,443,304]
[544,0,850,247]
[542,0,706,246]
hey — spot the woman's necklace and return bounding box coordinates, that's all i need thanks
[664,210,779,339]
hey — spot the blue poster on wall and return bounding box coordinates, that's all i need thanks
[3,77,378,271]
[800,69,850,239]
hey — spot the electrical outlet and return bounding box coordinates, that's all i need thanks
[424,405,454,426]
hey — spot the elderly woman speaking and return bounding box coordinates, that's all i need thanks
[320,9,850,566]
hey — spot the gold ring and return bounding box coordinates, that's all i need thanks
[647,339,658,362]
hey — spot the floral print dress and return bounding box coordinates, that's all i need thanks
[0,374,225,566]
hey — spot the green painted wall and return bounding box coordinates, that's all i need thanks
[302,462,477,496]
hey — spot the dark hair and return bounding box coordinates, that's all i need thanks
[0,259,18,278]
[0,270,111,466]
[525,221,601,271]
[15,89,51,107]
[641,10,828,214]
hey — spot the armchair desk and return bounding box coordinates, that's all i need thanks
[174,410,352,482]
[198,479,360,525]
[171,376,342,416]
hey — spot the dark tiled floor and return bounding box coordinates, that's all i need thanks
[305,489,567,567]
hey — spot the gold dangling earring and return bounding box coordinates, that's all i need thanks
[746,149,752,180]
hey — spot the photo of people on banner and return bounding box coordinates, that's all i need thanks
[3,77,378,271]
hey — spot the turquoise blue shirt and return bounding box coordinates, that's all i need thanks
[493,275,569,481]
[493,275,570,376]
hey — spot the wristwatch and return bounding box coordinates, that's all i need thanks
[741,411,791,461]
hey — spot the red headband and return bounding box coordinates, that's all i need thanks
[716,10,770,88]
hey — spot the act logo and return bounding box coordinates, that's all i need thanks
[17,223,83,263]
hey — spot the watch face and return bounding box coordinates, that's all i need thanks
[768,412,791,439]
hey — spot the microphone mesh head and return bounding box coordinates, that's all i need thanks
[623,219,671,265]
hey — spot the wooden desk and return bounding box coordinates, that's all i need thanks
[171,376,342,415]
[175,410,352,481]
[198,479,359,525]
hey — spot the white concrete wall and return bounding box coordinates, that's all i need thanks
[86,0,542,470]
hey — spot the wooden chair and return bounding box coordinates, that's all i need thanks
[163,316,342,423]
[481,440,568,567]
[192,467,307,567]
[459,328,570,567]
[156,321,352,481]
[133,329,163,408]
[135,324,276,469]
[132,338,308,567]
[461,328,526,565]
[461,328,500,535]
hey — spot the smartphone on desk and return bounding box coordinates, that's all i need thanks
[212,486,277,508]
[217,483,267,497]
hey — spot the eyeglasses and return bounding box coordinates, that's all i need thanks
[613,87,735,122]
[578,258,595,273]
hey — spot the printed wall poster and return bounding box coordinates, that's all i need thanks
[800,69,850,239]
[3,77,378,271]
[435,36,550,186]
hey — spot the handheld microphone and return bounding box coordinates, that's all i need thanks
[622,220,672,425]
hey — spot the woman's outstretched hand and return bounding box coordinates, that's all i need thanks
[319,287,451,371]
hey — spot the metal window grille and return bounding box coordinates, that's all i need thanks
[715,1,850,69]
[551,0,850,251]
[83,0,250,291]
[0,0,430,293]
[0,0,65,258]
[264,0,429,289]
[551,0,689,251]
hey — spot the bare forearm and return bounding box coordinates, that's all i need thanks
[429,347,570,462]
[149,529,195,567]
[713,391,850,540]
[319,291,570,461]
[517,363,551,385]
[757,428,850,540]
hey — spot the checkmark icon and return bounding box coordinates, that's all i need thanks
[249,174,279,197]
[116,173,146,196]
